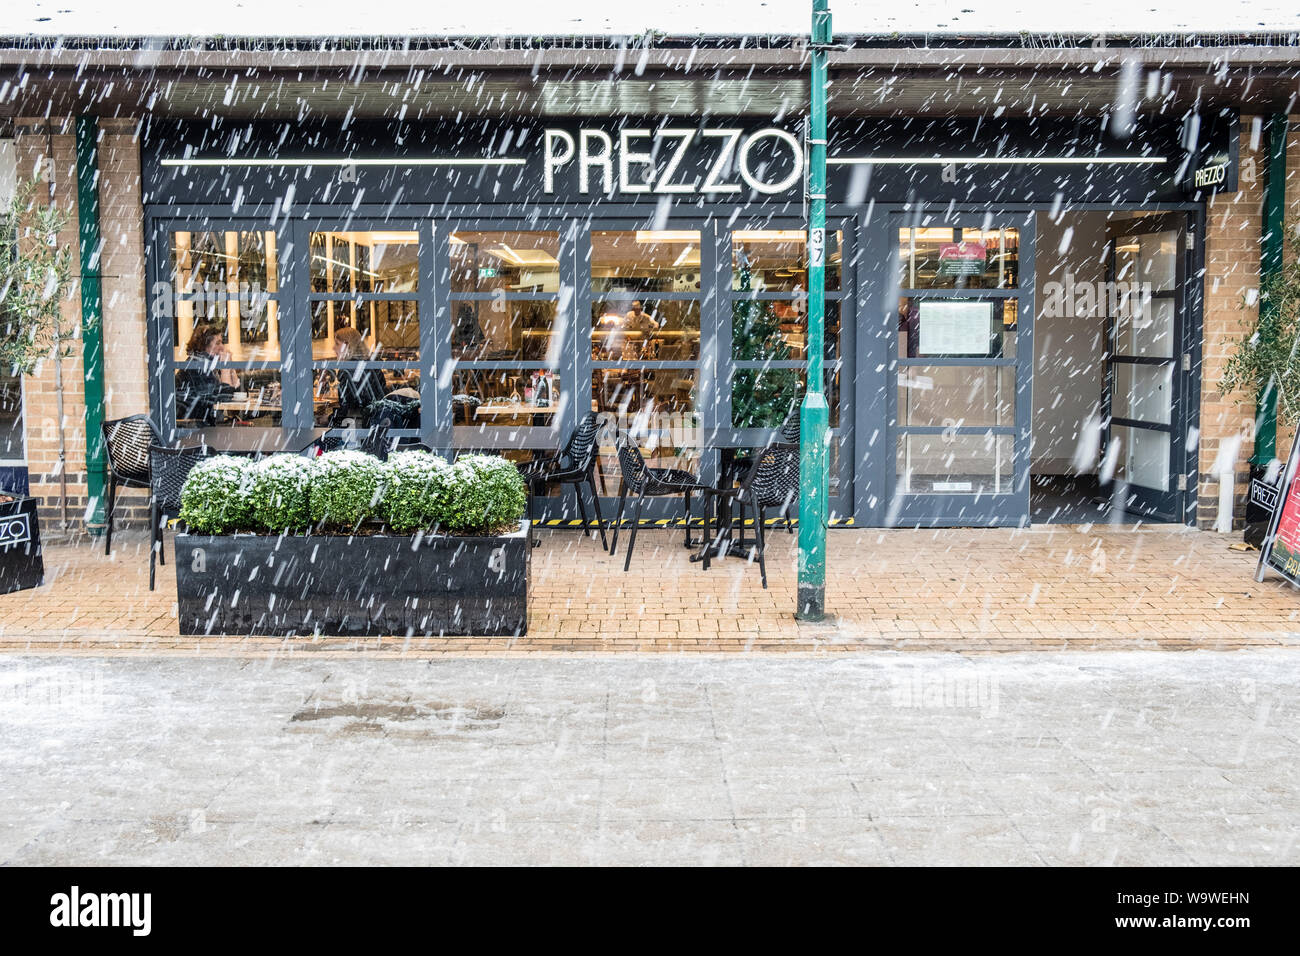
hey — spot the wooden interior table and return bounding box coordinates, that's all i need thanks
[474,403,558,425]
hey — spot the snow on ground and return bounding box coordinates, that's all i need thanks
[1,650,1296,864]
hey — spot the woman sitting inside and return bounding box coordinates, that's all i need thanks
[175,323,240,425]
[330,325,389,427]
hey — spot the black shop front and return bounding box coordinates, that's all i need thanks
[141,108,1215,527]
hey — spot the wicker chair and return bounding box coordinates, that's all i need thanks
[697,442,799,588]
[102,415,162,556]
[147,443,209,590]
[518,412,607,550]
[609,433,705,572]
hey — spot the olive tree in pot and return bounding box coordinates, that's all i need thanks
[174,449,532,636]
[0,175,76,593]
[1221,220,1300,545]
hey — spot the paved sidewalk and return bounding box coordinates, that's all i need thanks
[1,525,1298,653]
[1,652,1295,865]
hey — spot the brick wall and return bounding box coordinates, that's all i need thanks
[1196,115,1300,529]
[14,117,149,529]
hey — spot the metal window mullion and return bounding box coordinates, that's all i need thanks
[706,218,728,455]
[427,219,451,451]
[567,218,588,444]
[148,217,176,442]
[281,217,312,436]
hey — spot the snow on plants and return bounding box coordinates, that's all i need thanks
[249,454,315,532]
[179,455,256,534]
[308,449,385,530]
[379,450,453,533]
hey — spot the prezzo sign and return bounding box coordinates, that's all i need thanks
[1193,155,1230,190]
[543,127,804,196]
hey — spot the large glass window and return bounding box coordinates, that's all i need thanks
[590,231,702,475]
[450,230,565,442]
[729,229,843,428]
[170,228,284,431]
[898,226,1019,290]
[309,230,422,430]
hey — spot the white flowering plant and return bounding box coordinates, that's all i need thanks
[249,454,315,532]
[179,455,256,534]
[308,450,385,530]
[380,451,453,533]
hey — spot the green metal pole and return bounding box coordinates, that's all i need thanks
[1253,113,1288,467]
[75,116,106,533]
[797,0,831,620]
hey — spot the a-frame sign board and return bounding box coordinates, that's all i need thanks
[1256,434,1300,586]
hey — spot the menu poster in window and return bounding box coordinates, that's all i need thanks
[1257,437,1300,588]
[918,300,994,357]
[937,241,987,278]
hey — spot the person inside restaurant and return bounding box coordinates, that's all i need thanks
[330,325,390,426]
[176,323,240,425]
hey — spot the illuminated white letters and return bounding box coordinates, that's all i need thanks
[543,129,575,193]
[619,128,654,193]
[542,126,803,196]
[738,128,803,194]
[579,130,614,194]
[656,128,696,193]
[700,128,743,194]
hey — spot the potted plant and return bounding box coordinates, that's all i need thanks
[1221,219,1300,544]
[173,449,532,636]
[0,175,76,593]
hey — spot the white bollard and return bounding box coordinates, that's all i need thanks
[1214,468,1235,533]
[1211,434,1244,534]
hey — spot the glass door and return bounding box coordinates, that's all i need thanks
[888,213,1035,526]
[1102,215,1187,521]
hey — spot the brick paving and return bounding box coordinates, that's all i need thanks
[2,524,1298,655]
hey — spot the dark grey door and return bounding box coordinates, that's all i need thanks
[886,211,1037,527]
[1102,214,1188,521]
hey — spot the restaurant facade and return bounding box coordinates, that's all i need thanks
[1,34,1298,531]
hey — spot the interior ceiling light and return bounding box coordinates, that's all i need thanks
[734,230,807,242]
[832,156,1166,166]
[635,231,700,243]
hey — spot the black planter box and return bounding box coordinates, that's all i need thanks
[175,522,531,636]
[0,495,44,594]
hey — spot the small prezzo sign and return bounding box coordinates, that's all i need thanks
[1250,476,1280,513]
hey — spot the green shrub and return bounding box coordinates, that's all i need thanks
[179,455,255,534]
[380,451,452,533]
[249,454,315,532]
[440,454,527,534]
[308,450,385,530]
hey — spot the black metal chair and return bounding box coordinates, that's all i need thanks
[609,433,704,572]
[147,443,209,590]
[102,415,161,556]
[359,424,391,460]
[518,412,608,550]
[697,442,799,588]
